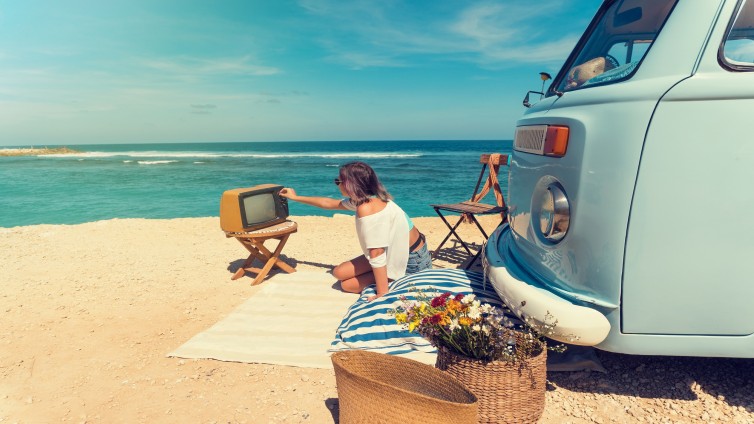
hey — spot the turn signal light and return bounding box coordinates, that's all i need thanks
[544,125,569,157]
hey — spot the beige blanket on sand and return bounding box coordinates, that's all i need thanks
[169,272,354,368]
[169,271,436,368]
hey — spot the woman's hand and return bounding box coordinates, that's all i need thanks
[367,292,386,302]
[279,187,297,199]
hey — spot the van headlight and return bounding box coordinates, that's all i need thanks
[534,181,570,243]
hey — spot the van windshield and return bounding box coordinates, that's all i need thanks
[554,0,678,94]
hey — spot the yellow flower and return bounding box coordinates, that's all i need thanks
[395,312,407,324]
[445,299,462,315]
[459,317,473,327]
[408,319,420,332]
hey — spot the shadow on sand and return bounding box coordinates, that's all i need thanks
[546,352,754,412]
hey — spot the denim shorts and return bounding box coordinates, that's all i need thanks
[405,242,432,275]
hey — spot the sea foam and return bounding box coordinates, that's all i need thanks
[137,160,178,165]
[44,151,423,159]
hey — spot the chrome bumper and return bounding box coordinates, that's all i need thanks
[484,225,611,346]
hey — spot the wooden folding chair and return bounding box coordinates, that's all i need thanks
[430,153,509,269]
[225,220,298,285]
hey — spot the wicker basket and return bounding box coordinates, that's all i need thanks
[436,346,547,424]
[332,350,478,424]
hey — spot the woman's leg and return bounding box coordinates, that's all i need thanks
[332,255,375,294]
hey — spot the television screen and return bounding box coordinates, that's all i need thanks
[242,192,277,226]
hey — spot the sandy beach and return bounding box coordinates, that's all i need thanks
[1,215,752,423]
[0,147,79,157]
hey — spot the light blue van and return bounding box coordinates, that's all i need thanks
[485,0,754,357]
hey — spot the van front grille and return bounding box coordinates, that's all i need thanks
[514,125,547,155]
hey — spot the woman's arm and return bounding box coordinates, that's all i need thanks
[367,247,389,302]
[279,188,346,210]
[355,201,391,301]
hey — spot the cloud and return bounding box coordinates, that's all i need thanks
[451,3,517,47]
[140,56,280,78]
[448,1,585,64]
[324,51,408,70]
[258,90,310,98]
[297,0,590,69]
[256,93,286,104]
[189,104,217,114]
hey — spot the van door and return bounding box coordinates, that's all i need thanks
[623,0,754,335]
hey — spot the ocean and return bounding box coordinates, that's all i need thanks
[0,140,512,228]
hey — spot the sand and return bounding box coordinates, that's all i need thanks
[1,216,752,423]
[0,147,79,157]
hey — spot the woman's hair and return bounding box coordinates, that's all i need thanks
[339,161,392,206]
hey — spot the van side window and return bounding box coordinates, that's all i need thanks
[554,0,678,93]
[721,0,754,70]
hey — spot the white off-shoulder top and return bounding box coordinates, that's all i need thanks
[341,199,410,280]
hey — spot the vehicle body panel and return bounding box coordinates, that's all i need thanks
[486,0,754,356]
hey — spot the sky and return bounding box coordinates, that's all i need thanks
[0,0,603,146]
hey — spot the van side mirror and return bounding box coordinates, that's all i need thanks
[523,90,544,108]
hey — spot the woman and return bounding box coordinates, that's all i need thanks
[279,161,431,301]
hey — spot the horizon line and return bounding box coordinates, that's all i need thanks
[1,139,515,148]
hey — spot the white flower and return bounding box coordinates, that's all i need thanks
[449,319,460,331]
[480,303,494,314]
[472,324,481,332]
[461,294,476,304]
[468,303,482,320]
[481,325,491,335]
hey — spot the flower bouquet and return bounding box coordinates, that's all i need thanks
[393,291,562,362]
[393,290,563,424]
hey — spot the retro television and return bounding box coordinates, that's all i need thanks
[220,184,289,233]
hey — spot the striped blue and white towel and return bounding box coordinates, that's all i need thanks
[329,268,507,356]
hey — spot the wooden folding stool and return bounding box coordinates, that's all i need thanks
[225,220,298,285]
